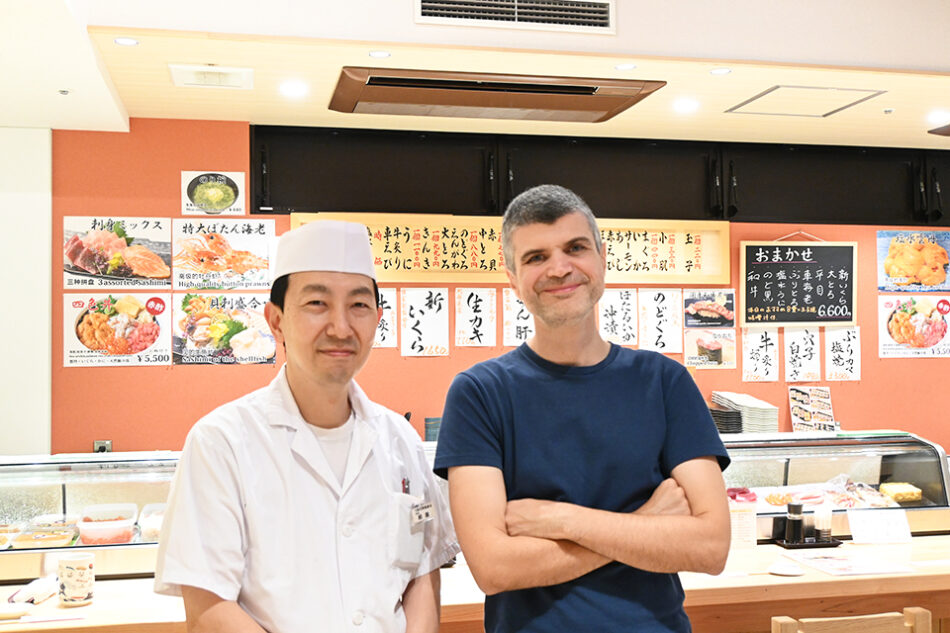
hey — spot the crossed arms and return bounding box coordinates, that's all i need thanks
[447,456,730,596]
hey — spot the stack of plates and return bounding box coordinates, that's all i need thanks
[708,402,742,433]
[711,391,779,433]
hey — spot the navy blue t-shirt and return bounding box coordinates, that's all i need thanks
[434,343,729,633]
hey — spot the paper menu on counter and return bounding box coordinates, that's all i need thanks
[783,548,914,576]
[848,509,912,544]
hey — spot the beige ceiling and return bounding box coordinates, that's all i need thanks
[87,25,950,149]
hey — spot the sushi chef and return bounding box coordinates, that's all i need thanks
[435,185,730,633]
[155,220,459,633]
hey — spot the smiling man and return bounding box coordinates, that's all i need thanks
[434,185,731,633]
[155,220,458,633]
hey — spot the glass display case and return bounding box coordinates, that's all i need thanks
[0,451,178,583]
[723,431,950,541]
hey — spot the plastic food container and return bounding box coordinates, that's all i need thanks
[29,514,78,531]
[78,503,138,545]
[138,503,166,542]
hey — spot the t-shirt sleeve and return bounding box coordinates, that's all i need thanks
[433,371,503,480]
[659,365,730,476]
[153,421,247,600]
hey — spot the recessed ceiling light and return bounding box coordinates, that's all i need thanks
[113,37,139,47]
[614,63,637,71]
[883,108,894,115]
[710,67,731,76]
[279,80,309,99]
[58,89,70,96]
[672,97,700,114]
[369,50,391,59]
[927,109,950,126]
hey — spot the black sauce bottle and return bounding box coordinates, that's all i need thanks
[784,502,804,543]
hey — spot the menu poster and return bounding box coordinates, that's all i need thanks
[638,289,683,353]
[503,289,535,347]
[684,328,736,369]
[876,230,950,292]
[374,288,398,348]
[825,327,861,381]
[64,216,171,289]
[64,293,172,367]
[878,295,950,358]
[740,241,856,327]
[400,288,449,357]
[173,293,275,365]
[598,288,638,346]
[741,327,779,382]
[783,327,821,382]
[172,219,274,291]
[789,385,837,432]
[683,289,736,328]
[455,288,497,347]
[181,171,245,216]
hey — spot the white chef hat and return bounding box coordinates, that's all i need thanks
[273,220,376,281]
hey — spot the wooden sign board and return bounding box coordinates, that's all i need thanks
[740,241,857,327]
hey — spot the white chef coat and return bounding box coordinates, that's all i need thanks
[154,365,459,633]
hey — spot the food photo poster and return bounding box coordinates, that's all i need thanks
[64,217,171,289]
[877,230,950,292]
[173,293,276,365]
[181,171,245,216]
[64,293,172,367]
[172,219,274,291]
[878,295,950,357]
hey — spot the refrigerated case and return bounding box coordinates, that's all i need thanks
[0,451,178,583]
[723,431,950,541]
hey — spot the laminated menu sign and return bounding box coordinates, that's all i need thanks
[878,295,950,358]
[877,230,950,292]
[638,289,683,353]
[172,293,276,365]
[783,327,821,382]
[63,217,171,289]
[64,293,171,366]
[503,289,535,347]
[172,219,274,290]
[741,327,779,382]
[374,288,398,348]
[181,171,245,216]
[788,385,836,432]
[740,241,856,327]
[825,327,861,381]
[400,288,449,357]
[683,289,735,328]
[684,329,736,369]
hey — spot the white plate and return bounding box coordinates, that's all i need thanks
[0,604,32,620]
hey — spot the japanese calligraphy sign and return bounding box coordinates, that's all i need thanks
[455,288,497,347]
[741,327,779,382]
[741,241,857,327]
[503,289,535,347]
[63,216,171,289]
[598,289,638,346]
[877,230,950,292]
[64,293,171,367]
[878,295,950,357]
[400,288,449,357]
[637,289,683,353]
[374,288,398,348]
[172,293,275,365]
[783,327,821,382]
[181,171,245,216]
[172,219,274,291]
[825,327,861,381]
[292,213,729,284]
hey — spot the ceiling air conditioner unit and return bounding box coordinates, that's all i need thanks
[329,67,664,123]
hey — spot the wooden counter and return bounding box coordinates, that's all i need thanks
[3,536,949,633]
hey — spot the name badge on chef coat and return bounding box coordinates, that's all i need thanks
[411,501,434,526]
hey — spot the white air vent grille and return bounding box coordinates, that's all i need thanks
[168,64,254,90]
[417,0,615,34]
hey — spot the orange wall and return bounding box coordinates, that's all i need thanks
[52,118,950,454]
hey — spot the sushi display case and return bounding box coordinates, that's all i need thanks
[0,451,178,583]
[722,431,950,542]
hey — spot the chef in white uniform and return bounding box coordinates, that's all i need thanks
[155,220,459,633]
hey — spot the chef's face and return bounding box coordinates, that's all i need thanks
[266,271,381,388]
[505,211,606,328]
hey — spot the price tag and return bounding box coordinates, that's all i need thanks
[411,501,434,526]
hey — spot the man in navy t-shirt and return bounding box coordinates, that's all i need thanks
[434,185,731,633]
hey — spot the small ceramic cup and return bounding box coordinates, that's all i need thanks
[58,553,94,607]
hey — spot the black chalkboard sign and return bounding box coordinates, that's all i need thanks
[740,241,857,326]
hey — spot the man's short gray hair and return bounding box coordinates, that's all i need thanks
[501,184,602,270]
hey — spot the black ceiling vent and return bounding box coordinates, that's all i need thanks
[417,0,615,33]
